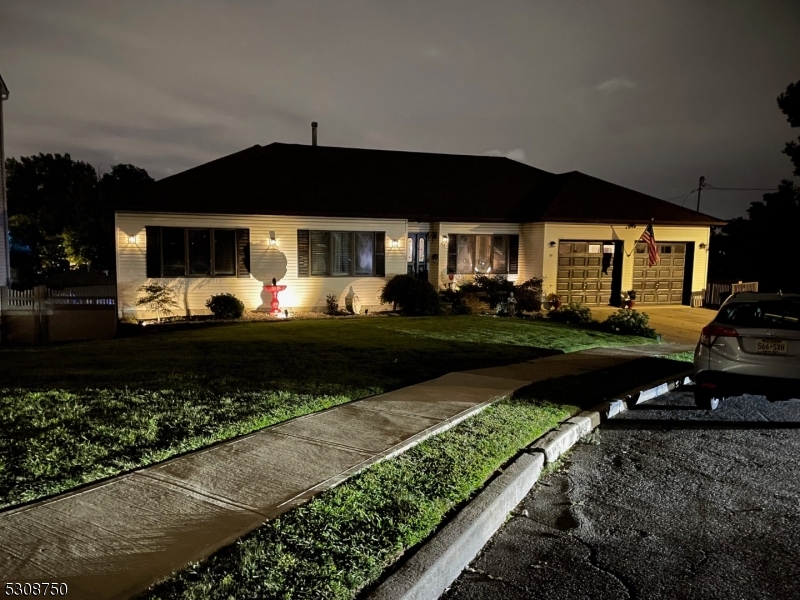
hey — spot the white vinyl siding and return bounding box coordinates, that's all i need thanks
[116,211,406,319]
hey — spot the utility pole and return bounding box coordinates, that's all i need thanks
[695,175,705,213]
[0,73,9,287]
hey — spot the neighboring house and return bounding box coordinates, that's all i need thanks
[115,142,724,320]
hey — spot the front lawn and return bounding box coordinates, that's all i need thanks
[0,316,654,509]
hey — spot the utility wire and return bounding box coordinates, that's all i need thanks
[703,185,779,191]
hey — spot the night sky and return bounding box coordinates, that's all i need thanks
[2,0,799,220]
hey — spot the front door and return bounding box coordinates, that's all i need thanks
[407,233,429,280]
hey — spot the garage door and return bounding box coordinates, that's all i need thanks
[633,243,686,304]
[556,241,616,306]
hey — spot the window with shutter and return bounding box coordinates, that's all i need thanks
[144,227,240,278]
[305,230,384,276]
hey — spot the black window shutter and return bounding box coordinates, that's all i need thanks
[145,226,162,278]
[375,231,385,277]
[236,228,250,278]
[509,234,520,274]
[297,230,310,277]
[446,234,457,275]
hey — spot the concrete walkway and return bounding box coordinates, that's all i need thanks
[0,346,685,600]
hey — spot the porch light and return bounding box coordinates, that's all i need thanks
[441,235,449,244]
[127,234,137,244]
[699,243,707,249]
[268,231,277,246]
[548,241,556,247]
[390,238,400,249]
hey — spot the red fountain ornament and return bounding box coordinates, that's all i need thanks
[263,277,287,315]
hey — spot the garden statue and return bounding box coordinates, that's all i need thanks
[507,291,517,317]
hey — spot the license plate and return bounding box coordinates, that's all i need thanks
[756,339,787,355]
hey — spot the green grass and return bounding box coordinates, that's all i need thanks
[0,316,654,393]
[0,389,352,509]
[139,394,576,600]
[0,316,654,509]
[662,350,695,363]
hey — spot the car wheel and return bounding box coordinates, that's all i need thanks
[695,388,721,410]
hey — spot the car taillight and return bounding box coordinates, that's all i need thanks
[700,324,738,346]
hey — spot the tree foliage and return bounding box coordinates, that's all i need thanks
[709,80,800,293]
[778,80,800,177]
[5,153,153,286]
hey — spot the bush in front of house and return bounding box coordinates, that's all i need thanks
[380,274,442,315]
[205,293,245,319]
[449,299,473,315]
[546,302,594,325]
[325,294,340,315]
[601,308,657,339]
[458,275,543,314]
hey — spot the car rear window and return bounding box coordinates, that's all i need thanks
[716,300,800,330]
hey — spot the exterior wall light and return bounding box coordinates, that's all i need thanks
[127,234,137,244]
[548,241,556,247]
[699,243,707,249]
[268,231,277,246]
[441,234,449,244]
[390,238,400,248]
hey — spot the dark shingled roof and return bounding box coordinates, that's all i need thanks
[121,143,725,226]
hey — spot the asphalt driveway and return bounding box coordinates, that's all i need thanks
[442,389,800,600]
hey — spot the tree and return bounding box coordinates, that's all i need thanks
[708,80,800,293]
[4,153,153,285]
[135,283,179,322]
[778,80,800,176]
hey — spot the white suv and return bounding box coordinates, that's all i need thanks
[693,292,800,409]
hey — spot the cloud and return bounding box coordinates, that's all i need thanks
[482,148,527,163]
[595,78,637,93]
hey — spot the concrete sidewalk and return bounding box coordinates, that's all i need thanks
[0,346,684,600]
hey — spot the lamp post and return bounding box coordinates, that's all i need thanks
[0,73,9,286]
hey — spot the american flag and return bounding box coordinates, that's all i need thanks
[640,223,660,267]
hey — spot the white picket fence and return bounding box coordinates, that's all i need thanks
[0,285,117,343]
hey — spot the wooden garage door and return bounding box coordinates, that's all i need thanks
[633,243,686,304]
[556,241,615,306]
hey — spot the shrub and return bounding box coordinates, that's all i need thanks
[135,284,179,322]
[380,274,441,315]
[205,293,245,319]
[514,278,544,313]
[325,294,339,315]
[450,299,472,315]
[601,309,657,339]
[458,275,542,313]
[546,302,594,324]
